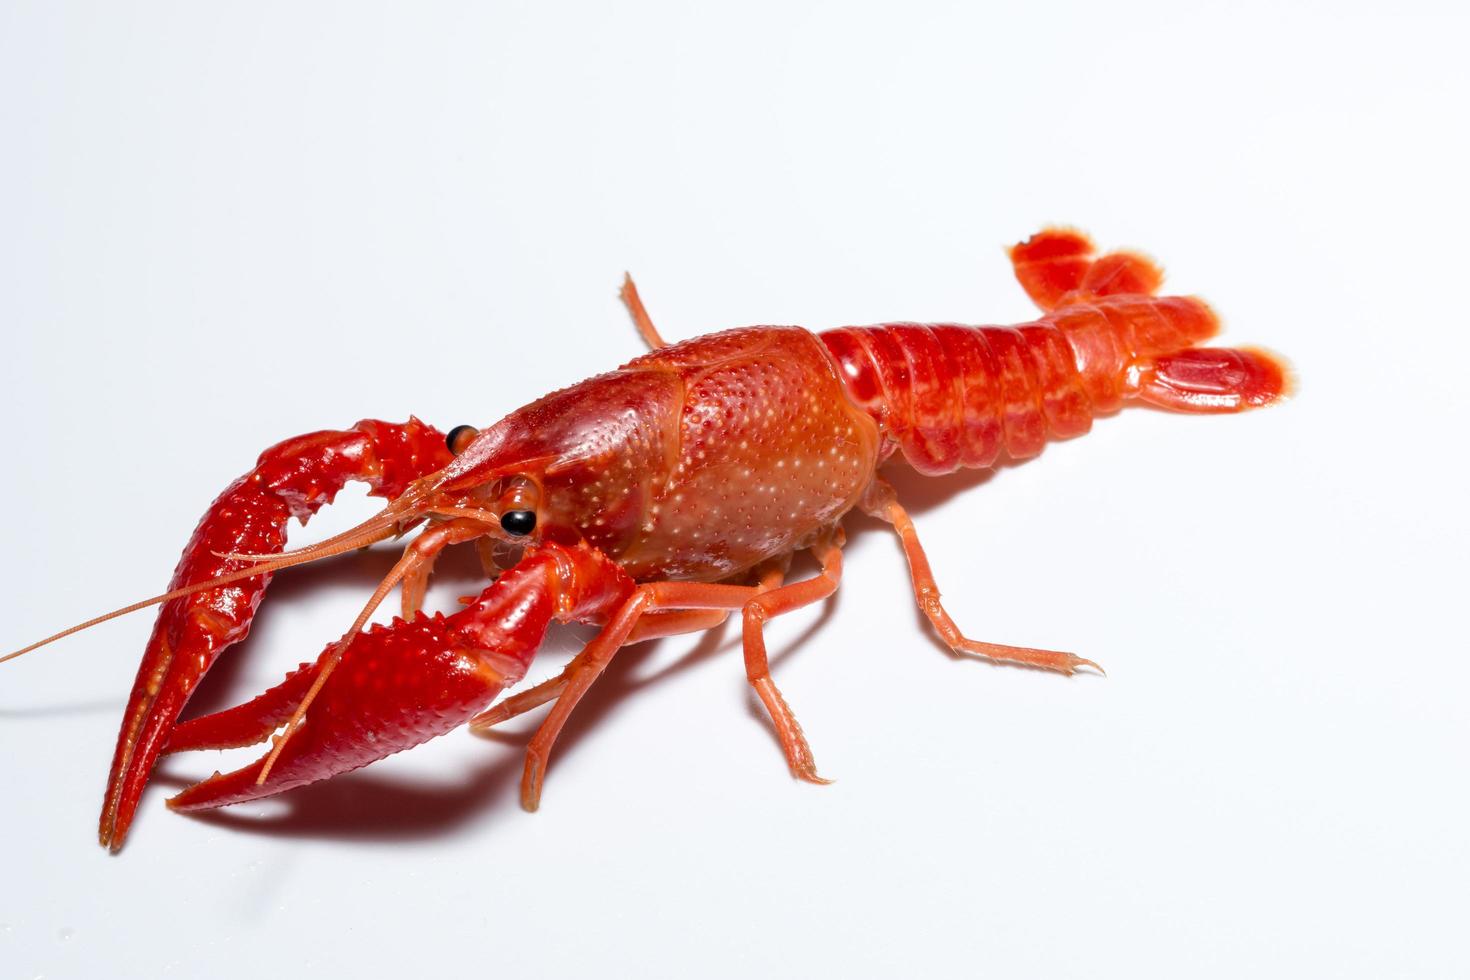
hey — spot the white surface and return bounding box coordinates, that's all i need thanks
[3,2,1466,978]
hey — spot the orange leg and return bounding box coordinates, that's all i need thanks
[470,673,571,732]
[520,591,653,810]
[468,608,730,733]
[472,559,786,732]
[512,547,839,809]
[863,478,1101,675]
[470,565,784,735]
[619,273,669,349]
[627,607,732,645]
[400,552,437,619]
[625,555,839,783]
[740,534,842,783]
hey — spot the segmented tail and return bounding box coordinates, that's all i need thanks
[819,229,1291,475]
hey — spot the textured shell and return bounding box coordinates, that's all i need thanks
[613,327,880,580]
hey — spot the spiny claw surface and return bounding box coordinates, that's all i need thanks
[168,613,516,812]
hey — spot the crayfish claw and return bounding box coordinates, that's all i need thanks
[164,662,320,754]
[163,540,628,815]
[163,613,525,812]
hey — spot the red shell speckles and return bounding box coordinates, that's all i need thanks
[616,328,880,580]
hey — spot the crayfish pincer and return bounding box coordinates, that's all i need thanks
[5,227,1290,850]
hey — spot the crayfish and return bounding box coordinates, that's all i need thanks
[6,228,1290,850]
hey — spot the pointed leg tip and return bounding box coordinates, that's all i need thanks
[520,755,544,811]
[791,760,834,785]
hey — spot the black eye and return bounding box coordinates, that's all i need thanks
[446,424,479,455]
[499,510,537,536]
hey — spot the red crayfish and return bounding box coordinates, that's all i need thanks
[7,228,1290,850]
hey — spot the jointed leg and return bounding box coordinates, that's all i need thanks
[740,533,842,783]
[493,545,843,808]
[470,672,572,732]
[515,583,758,809]
[619,273,670,349]
[627,607,731,645]
[520,592,653,810]
[401,556,435,619]
[472,557,792,733]
[468,608,731,733]
[863,478,1101,675]
[636,558,839,782]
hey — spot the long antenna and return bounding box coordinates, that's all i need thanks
[1,517,405,665]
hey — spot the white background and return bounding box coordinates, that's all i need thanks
[3,2,1466,978]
